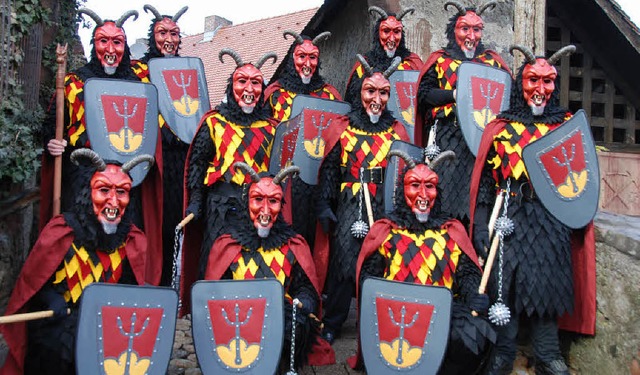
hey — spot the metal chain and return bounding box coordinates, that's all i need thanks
[496,179,511,303]
[357,167,364,221]
[286,298,300,375]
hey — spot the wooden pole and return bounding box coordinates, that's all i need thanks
[0,308,70,324]
[52,43,68,216]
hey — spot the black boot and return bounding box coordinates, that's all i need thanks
[535,358,570,375]
[485,355,513,375]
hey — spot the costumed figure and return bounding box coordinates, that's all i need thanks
[469,45,596,375]
[416,1,509,225]
[316,55,410,343]
[41,8,163,285]
[265,29,343,250]
[182,49,278,308]
[349,149,495,374]
[343,6,423,105]
[132,4,191,286]
[204,163,334,371]
[1,149,152,375]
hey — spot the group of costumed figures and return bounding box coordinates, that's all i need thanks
[0,1,597,375]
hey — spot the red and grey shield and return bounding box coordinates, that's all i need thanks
[456,62,511,156]
[76,283,178,375]
[84,78,159,187]
[269,95,351,185]
[522,109,600,229]
[191,279,284,374]
[384,140,425,214]
[148,57,211,143]
[360,277,452,374]
[387,70,420,143]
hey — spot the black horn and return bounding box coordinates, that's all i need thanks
[368,6,389,20]
[477,1,498,16]
[233,162,261,183]
[383,56,402,79]
[388,150,416,170]
[444,1,467,16]
[428,150,456,170]
[397,8,415,21]
[283,29,304,45]
[272,166,300,185]
[547,45,576,65]
[78,8,104,27]
[356,54,374,77]
[172,6,188,22]
[312,31,331,45]
[219,48,244,67]
[116,10,139,28]
[143,4,162,21]
[509,44,536,65]
[70,148,106,171]
[255,52,277,70]
[121,155,154,174]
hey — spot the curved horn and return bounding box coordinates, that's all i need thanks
[388,150,416,170]
[547,45,576,65]
[509,44,536,65]
[172,6,188,22]
[312,31,331,45]
[428,150,456,170]
[444,1,467,16]
[283,29,304,45]
[116,10,139,28]
[396,8,415,21]
[383,56,402,79]
[70,148,106,171]
[233,162,261,183]
[368,6,389,20]
[121,154,154,174]
[255,52,277,69]
[142,4,162,21]
[356,54,374,77]
[219,48,244,67]
[477,1,498,16]
[272,166,300,185]
[78,8,104,27]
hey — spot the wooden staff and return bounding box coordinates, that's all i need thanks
[177,213,195,230]
[52,43,68,215]
[362,182,375,227]
[0,308,70,324]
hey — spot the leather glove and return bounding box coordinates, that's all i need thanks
[317,207,337,233]
[39,287,68,320]
[473,204,490,260]
[185,189,203,220]
[294,295,316,325]
[468,293,490,314]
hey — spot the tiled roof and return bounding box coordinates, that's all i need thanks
[179,8,318,106]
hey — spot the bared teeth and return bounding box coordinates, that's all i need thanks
[103,208,119,221]
[302,66,311,76]
[465,41,475,49]
[105,54,116,65]
[386,41,396,50]
[163,42,174,52]
[532,94,544,105]
[416,199,429,212]
[243,94,254,104]
[258,214,272,226]
[370,103,381,113]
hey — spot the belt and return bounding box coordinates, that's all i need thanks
[344,166,385,184]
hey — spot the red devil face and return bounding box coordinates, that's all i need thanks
[361,72,390,122]
[91,165,132,229]
[232,64,263,113]
[248,178,283,238]
[293,40,319,84]
[94,22,126,73]
[454,11,483,55]
[154,17,180,56]
[379,16,403,57]
[522,58,557,115]
[404,165,438,222]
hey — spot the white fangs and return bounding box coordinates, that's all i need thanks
[243,94,255,104]
[416,199,429,212]
[258,214,272,227]
[163,42,174,53]
[302,66,312,76]
[532,94,545,105]
[103,208,119,221]
[105,54,116,65]
[465,40,475,50]
[370,103,381,114]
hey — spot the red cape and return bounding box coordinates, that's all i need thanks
[347,217,480,369]
[413,49,510,147]
[39,129,163,286]
[0,215,148,375]
[312,119,410,291]
[204,233,335,365]
[468,119,596,335]
[263,81,343,103]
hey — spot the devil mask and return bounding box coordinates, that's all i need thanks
[361,72,390,123]
[232,64,264,114]
[454,11,483,58]
[522,58,557,116]
[248,177,283,238]
[293,40,319,84]
[90,164,132,234]
[379,16,403,58]
[94,22,127,75]
[403,164,438,223]
[153,17,180,56]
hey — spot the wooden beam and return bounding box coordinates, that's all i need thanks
[514,0,546,68]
